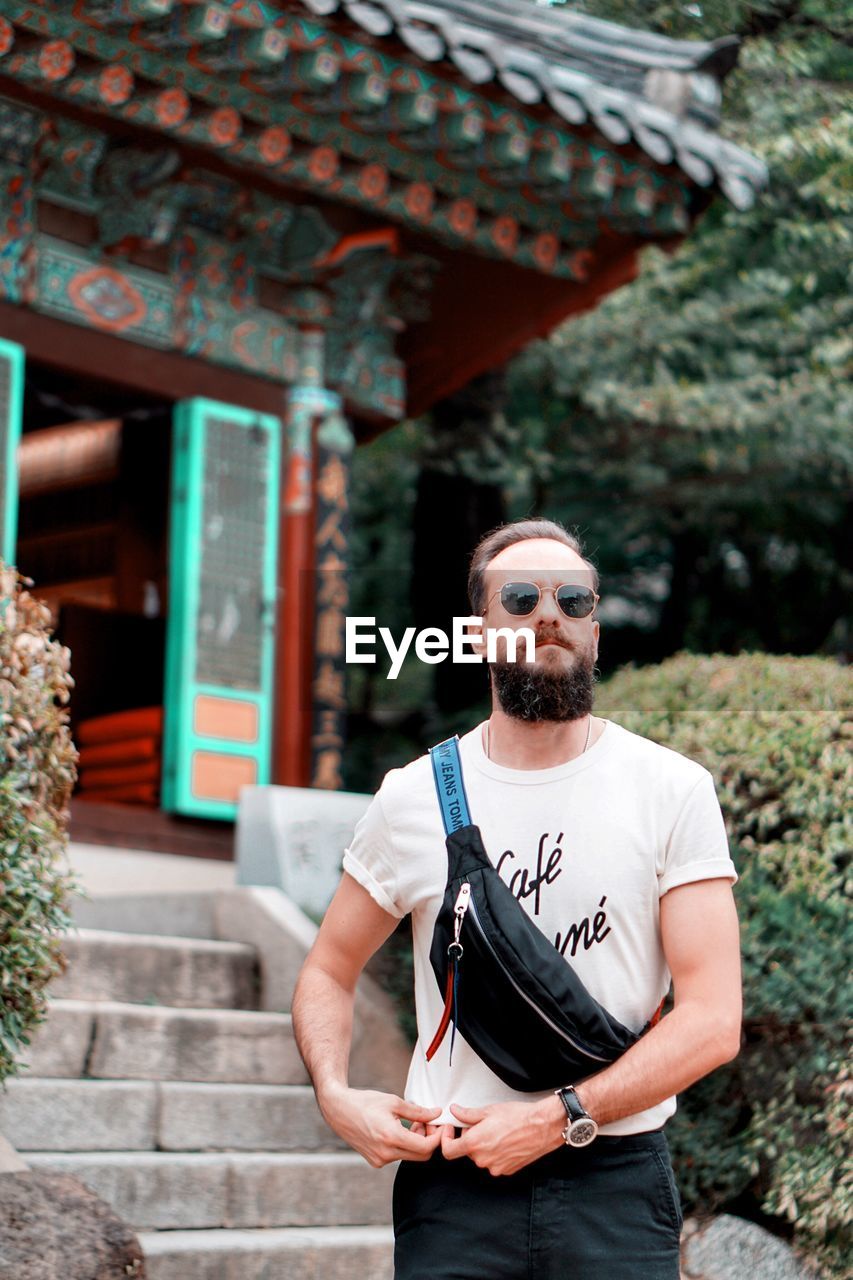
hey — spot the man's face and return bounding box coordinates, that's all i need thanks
[479,539,600,724]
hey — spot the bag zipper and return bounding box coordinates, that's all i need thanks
[465,892,611,1064]
[425,882,471,1062]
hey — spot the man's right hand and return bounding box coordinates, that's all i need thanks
[320,1084,444,1167]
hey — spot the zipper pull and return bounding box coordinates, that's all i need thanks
[454,882,471,918]
[451,882,471,955]
[426,883,470,1064]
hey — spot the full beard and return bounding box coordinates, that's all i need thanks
[490,641,597,723]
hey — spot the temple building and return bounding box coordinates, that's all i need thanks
[0,0,764,843]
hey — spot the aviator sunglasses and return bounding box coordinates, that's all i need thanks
[486,581,599,619]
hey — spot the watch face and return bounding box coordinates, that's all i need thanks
[569,1118,598,1147]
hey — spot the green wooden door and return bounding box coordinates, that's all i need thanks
[162,398,281,819]
[0,340,24,566]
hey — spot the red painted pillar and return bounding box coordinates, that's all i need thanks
[273,330,340,787]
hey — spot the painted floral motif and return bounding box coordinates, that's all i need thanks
[68,266,147,331]
[155,88,190,128]
[358,164,388,202]
[209,107,241,147]
[448,198,477,237]
[38,40,74,83]
[98,64,134,106]
[258,126,291,165]
[308,146,338,183]
[404,182,434,221]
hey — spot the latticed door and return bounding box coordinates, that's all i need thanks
[162,398,281,819]
[0,339,24,566]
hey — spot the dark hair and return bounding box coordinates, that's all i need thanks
[467,518,599,615]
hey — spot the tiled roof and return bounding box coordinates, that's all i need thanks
[299,0,768,208]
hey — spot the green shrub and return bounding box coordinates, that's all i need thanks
[0,563,77,1083]
[597,652,851,1275]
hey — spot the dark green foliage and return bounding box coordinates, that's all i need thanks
[597,652,852,1274]
[507,2,852,662]
[0,564,78,1082]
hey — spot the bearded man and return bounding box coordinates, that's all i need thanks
[292,517,741,1280]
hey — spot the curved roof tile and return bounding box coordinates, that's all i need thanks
[301,0,767,207]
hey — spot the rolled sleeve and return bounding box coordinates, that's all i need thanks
[658,769,737,898]
[342,788,405,919]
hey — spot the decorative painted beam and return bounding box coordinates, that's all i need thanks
[245,47,340,93]
[478,123,531,171]
[353,88,438,133]
[568,148,617,203]
[123,84,191,128]
[233,122,293,169]
[0,17,14,59]
[78,0,175,23]
[528,138,572,188]
[39,119,109,204]
[2,36,76,85]
[0,6,692,276]
[177,103,243,148]
[405,105,484,152]
[3,5,642,241]
[132,2,230,48]
[189,24,287,70]
[299,68,389,116]
[64,59,136,106]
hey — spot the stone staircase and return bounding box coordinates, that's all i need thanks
[1,918,396,1278]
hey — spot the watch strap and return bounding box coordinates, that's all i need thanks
[557,1086,588,1124]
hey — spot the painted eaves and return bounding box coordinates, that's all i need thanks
[298,0,768,209]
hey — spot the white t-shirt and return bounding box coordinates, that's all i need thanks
[343,718,737,1134]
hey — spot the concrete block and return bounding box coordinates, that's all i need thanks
[70,891,218,939]
[16,1001,94,1078]
[0,1078,158,1152]
[213,887,315,1012]
[86,1002,308,1085]
[157,1083,345,1152]
[27,1152,229,1231]
[140,1225,394,1280]
[52,929,259,1009]
[225,1152,395,1228]
[236,785,370,917]
[66,843,234,903]
[213,887,412,1094]
[27,1152,394,1231]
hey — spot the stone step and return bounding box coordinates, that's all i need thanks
[26,1152,396,1231]
[19,1000,308,1085]
[52,929,259,1010]
[0,1079,345,1152]
[139,1225,394,1280]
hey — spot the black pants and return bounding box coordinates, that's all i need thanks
[393,1130,683,1280]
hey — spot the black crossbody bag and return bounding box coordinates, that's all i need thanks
[426,735,663,1092]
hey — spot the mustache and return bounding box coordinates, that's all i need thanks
[534,630,572,649]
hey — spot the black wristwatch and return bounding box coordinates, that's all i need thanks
[556,1086,599,1148]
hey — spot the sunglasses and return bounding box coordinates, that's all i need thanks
[486,581,599,619]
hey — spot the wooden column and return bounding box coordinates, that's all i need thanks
[273,329,343,787]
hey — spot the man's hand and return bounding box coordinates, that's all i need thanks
[440,1097,564,1176]
[320,1084,444,1168]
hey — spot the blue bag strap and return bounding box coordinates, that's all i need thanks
[429,735,473,834]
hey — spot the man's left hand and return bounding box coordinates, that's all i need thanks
[441,1098,564,1176]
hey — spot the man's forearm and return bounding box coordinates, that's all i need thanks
[445,1001,739,1174]
[292,956,444,1166]
[291,961,355,1110]
[557,1000,740,1130]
